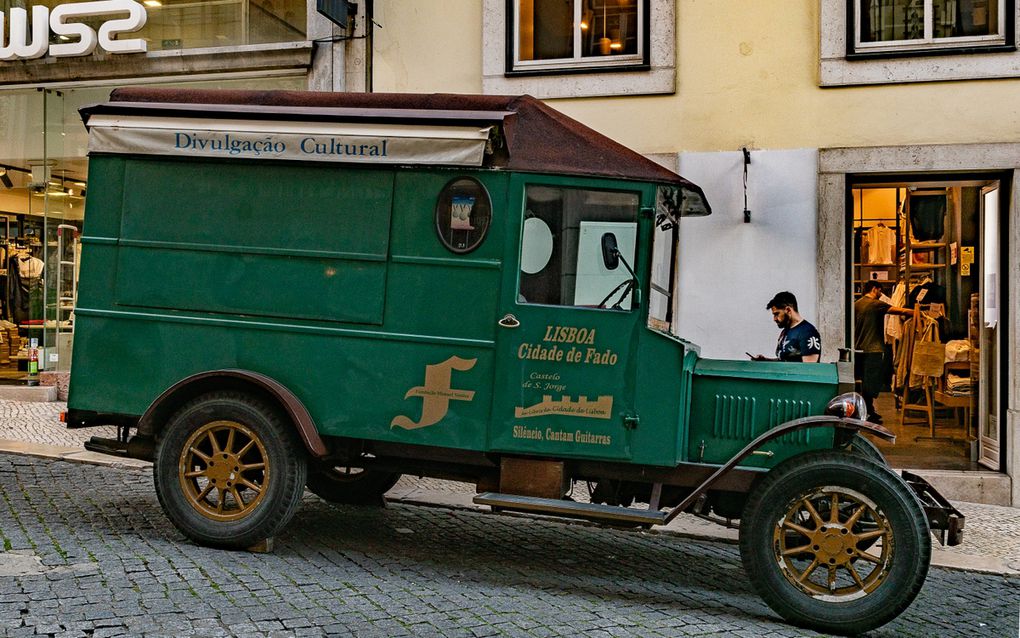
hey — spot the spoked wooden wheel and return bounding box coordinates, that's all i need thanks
[774,487,891,600]
[740,452,930,636]
[179,420,270,522]
[154,392,307,549]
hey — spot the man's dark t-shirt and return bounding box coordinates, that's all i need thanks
[776,320,822,362]
[854,296,891,353]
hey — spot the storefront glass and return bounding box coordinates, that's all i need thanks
[0,75,305,380]
[0,0,307,51]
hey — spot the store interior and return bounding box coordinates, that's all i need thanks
[851,178,1003,471]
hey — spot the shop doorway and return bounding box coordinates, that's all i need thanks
[848,175,1007,471]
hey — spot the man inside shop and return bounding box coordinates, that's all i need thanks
[854,280,912,424]
[751,291,822,363]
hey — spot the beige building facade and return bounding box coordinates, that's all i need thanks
[370,0,1019,505]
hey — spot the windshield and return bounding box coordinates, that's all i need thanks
[648,187,681,333]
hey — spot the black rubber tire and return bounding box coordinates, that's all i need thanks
[739,451,931,636]
[153,392,307,549]
[305,466,401,505]
[844,433,889,466]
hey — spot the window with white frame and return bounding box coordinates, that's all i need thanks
[853,0,1010,54]
[509,0,648,73]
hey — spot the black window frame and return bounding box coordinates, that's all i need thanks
[504,0,651,77]
[845,0,1016,59]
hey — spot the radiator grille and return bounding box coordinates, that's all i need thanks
[770,399,814,444]
[712,395,757,440]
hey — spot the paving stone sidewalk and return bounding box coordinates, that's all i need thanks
[1,399,1019,575]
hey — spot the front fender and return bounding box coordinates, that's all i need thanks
[664,416,892,524]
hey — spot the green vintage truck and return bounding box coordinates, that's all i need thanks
[66,88,962,636]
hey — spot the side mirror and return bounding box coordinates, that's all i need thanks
[601,232,619,270]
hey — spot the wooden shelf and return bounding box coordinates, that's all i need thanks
[900,264,946,271]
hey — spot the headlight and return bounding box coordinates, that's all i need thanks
[825,392,868,421]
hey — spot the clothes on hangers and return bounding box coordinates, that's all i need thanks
[864,224,896,264]
[895,312,941,392]
[885,282,907,342]
[10,250,44,326]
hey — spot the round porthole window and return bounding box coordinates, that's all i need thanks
[434,177,492,254]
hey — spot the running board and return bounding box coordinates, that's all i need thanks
[474,492,666,526]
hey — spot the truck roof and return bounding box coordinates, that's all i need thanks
[81,88,709,213]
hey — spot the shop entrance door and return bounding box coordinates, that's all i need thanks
[848,176,1006,471]
[978,184,1001,470]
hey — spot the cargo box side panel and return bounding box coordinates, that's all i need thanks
[386,170,507,342]
[115,158,393,325]
[68,156,126,411]
[67,313,493,452]
[687,360,838,468]
[115,247,385,324]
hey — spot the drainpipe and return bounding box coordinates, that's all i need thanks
[364,0,374,92]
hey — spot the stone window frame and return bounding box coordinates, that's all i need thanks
[816,143,1020,502]
[849,0,1012,55]
[505,0,649,75]
[482,0,675,99]
[820,0,1020,86]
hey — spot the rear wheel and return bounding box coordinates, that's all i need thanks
[306,466,401,505]
[739,451,930,636]
[153,392,307,549]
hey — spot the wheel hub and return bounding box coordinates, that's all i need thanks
[204,452,242,489]
[809,525,857,567]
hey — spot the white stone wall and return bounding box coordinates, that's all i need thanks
[674,148,820,361]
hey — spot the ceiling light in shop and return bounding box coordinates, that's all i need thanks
[143,0,161,6]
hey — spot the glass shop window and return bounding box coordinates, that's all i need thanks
[511,0,647,73]
[854,0,1008,54]
[519,185,639,310]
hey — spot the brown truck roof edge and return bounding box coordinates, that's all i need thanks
[83,87,710,211]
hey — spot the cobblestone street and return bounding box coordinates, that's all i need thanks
[1,454,1018,638]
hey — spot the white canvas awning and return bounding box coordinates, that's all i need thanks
[86,115,494,166]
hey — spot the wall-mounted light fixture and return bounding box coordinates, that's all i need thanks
[0,168,12,189]
[741,147,751,223]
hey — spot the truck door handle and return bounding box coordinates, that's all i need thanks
[498,313,520,328]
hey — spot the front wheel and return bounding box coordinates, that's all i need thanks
[153,392,307,549]
[739,451,930,636]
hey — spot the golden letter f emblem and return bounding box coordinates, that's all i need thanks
[391,356,478,430]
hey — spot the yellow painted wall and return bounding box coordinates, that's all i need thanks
[372,0,1020,153]
[372,0,483,94]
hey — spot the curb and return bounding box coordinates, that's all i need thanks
[0,439,150,471]
[1,440,1016,577]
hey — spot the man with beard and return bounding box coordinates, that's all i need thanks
[751,291,821,363]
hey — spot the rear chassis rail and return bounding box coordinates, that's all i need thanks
[902,470,965,546]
